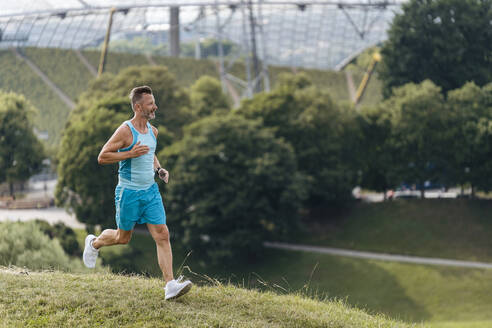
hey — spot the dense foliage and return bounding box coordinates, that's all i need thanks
[56,67,190,229]
[0,48,381,148]
[0,221,83,271]
[74,65,192,138]
[107,36,169,56]
[237,73,359,206]
[56,100,127,230]
[447,82,492,195]
[380,0,492,97]
[161,114,305,261]
[0,91,45,195]
[359,80,492,197]
[190,75,230,118]
[56,67,492,261]
[35,220,81,256]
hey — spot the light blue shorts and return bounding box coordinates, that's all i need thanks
[115,183,166,231]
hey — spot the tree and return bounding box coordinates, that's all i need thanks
[357,105,398,198]
[0,91,44,196]
[447,82,492,196]
[160,114,305,262]
[181,38,237,58]
[56,101,127,229]
[107,36,168,56]
[35,220,81,256]
[56,67,188,229]
[190,76,230,118]
[75,65,192,138]
[237,73,358,206]
[0,221,84,271]
[379,0,492,97]
[386,80,452,198]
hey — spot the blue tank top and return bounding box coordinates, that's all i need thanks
[118,120,156,190]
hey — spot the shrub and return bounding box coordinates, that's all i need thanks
[0,221,82,271]
[161,113,305,263]
[34,220,81,256]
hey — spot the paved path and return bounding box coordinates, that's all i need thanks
[345,70,356,103]
[264,241,492,270]
[0,207,85,229]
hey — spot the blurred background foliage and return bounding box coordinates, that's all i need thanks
[1,0,491,265]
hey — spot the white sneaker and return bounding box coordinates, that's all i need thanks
[83,234,99,268]
[165,276,192,300]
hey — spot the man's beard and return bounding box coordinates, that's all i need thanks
[144,110,155,120]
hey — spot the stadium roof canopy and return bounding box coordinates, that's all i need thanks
[0,0,408,70]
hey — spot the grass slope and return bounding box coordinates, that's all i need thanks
[0,268,410,328]
[72,227,492,326]
[23,48,94,102]
[0,47,382,148]
[152,56,219,87]
[0,50,70,145]
[81,50,149,75]
[299,199,492,262]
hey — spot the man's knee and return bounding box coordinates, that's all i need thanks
[116,231,132,244]
[152,225,170,242]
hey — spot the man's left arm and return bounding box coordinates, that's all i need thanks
[152,125,169,184]
[154,155,169,184]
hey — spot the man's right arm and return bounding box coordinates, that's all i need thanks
[97,125,149,165]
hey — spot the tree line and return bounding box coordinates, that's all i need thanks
[1,0,490,263]
[50,66,490,262]
[1,67,491,262]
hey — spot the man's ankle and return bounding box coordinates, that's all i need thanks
[90,238,99,251]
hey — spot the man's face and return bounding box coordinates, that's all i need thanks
[136,93,157,120]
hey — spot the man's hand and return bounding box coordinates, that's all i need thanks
[157,168,169,184]
[129,141,149,158]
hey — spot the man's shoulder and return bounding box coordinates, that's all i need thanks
[118,122,132,131]
[150,124,158,136]
[114,122,132,137]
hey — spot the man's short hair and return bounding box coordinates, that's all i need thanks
[129,86,153,109]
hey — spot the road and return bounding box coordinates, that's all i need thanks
[264,242,492,270]
[0,207,85,229]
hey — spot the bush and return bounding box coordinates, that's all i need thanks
[34,220,81,256]
[161,113,305,263]
[0,221,83,271]
[237,73,359,206]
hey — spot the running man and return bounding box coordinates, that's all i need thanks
[82,85,192,300]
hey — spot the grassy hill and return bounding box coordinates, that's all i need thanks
[79,230,492,327]
[0,47,382,147]
[0,50,69,145]
[23,48,94,102]
[298,199,492,262]
[0,267,409,328]
[65,199,492,327]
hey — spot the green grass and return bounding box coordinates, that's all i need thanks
[0,267,410,328]
[152,56,219,87]
[297,199,492,262]
[428,322,492,328]
[81,50,149,75]
[23,48,94,102]
[74,225,492,326]
[0,47,382,148]
[0,50,70,145]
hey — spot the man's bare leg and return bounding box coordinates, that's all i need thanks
[147,223,173,283]
[92,228,133,249]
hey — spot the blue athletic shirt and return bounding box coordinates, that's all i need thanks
[117,120,157,190]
